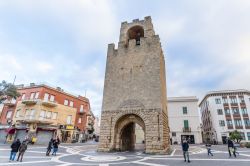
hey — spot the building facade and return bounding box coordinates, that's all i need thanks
[168,97,202,144]
[199,89,250,144]
[0,83,91,144]
[98,16,170,153]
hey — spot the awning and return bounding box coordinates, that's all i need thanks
[5,128,16,134]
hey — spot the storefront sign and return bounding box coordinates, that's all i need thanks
[66,125,74,130]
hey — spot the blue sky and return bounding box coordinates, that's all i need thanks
[0,0,250,116]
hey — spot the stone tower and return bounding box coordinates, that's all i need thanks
[98,16,170,153]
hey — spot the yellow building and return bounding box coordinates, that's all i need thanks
[12,99,76,144]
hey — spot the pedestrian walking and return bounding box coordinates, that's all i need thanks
[205,143,213,156]
[228,138,236,157]
[182,140,190,163]
[52,139,59,156]
[46,138,53,156]
[233,142,240,156]
[17,140,28,162]
[9,139,21,162]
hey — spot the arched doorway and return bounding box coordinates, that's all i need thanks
[114,114,145,151]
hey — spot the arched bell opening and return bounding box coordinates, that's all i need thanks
[127,26,144,45]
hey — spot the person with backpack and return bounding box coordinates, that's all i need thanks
[228,138,236,157]
[17,140,28,162]
[9,139,21,162]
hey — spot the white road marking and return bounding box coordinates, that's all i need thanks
[170,149,176,156]
[99,164,109,166]
[0,160,50,165]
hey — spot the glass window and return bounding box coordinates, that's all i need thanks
[182,107,187,114]
[226,120,233,126]
[244,119,250,126]
[66,115,72,124]
[224,108,230,115]
[222,97,228,104]
[241,108,248,115]
[25,109,30,118]
[15,109,21,118]
[30,109,36,119]
[78,118,82,123]
[215,98,221,104]
[232,108,239,114]
[6,111,12,119]
[234,120,242,126]
[39,110,46,120]
[230,97,237,104]
[240,132,246,140]
[44,93,49,101]
[50,95,55,102]
[80,105,84,112]
[21,93,26,100]
[64,100,69,105]
[219,120,225,126]
[52,112,58,120]
[46,111,52,119]
[247,132,250,140]
[239,96,245,103]
[35,92,39,99]
[172,132,176,137]
[69,101,74,107]
[217,109,223,115]
[30,92,35,99]
[184,120,189,128]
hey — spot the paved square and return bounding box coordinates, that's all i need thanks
[1,143,250,166]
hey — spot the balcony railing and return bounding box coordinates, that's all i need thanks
[41,100,57,107]
[3,99,16,106]
[79,109,85,115]
[227,125,234,129]
[22,99,38,105]
[183,127,191,132]
[235,126,243,129]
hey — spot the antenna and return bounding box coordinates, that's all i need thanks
[13,75,16,85]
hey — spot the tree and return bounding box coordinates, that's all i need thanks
[0,80,20,104]
[229,130,242,143]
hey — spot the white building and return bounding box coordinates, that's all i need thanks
[168,96,202,144]
[199,89,250,144]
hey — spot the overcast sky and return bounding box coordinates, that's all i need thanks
[0,0,250,116]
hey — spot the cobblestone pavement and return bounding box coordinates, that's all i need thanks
[1,142,250,166]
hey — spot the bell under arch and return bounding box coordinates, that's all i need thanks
[127,25,144,45]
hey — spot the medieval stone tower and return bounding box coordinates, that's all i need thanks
[98,16,170,153]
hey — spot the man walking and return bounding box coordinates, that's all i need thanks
[182,140,190,163]
[52,139,59,156]
[228,138,236,157]
[17,140,28,162]
[9,139,21,162]
[206,143,213,156]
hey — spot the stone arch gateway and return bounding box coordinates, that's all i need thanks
[98,16,170,154]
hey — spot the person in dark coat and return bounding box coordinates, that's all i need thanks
[182,140,190,163]
[52,139,59,156]
[17,140,28,162]
[228,139,236,157]
[46,138,53,156]
[9,139,21,162]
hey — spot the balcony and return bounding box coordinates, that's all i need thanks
[223,103,229,107]
[245,126,250,129]
[235,126,243,129]
[233,113,241,118]
[230,103,238,107]
[79,109,85,115]
[41,100,57,107]
[242,114,249,118]
[16,115,53,125]
[227,125,234,129]
[3,99,16,107]
[183,127,191,132]
[22,99,38,105]
[240,102,246,107]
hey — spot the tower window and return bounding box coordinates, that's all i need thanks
[127,26,144,46]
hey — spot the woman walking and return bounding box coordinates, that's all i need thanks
[17,140,28,162]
